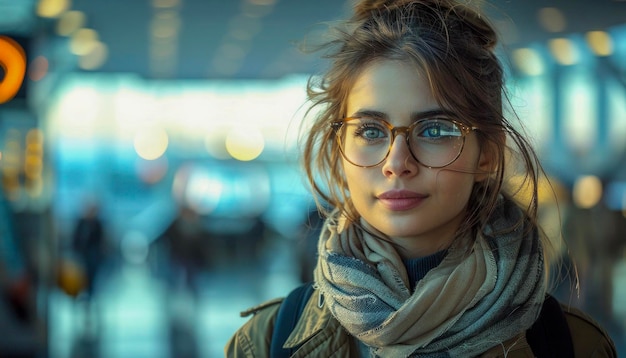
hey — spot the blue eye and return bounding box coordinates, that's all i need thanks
[424,126,441,137]
[415,119,461,140]
[357,125,386,139]
[348,119,389,143]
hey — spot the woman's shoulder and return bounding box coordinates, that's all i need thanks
[560,302,618,357]
[224,298,282,358]
[225,285,350,358]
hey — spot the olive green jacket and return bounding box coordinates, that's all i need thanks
[225,290,617,357]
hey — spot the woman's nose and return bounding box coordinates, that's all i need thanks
[381,135,418,177]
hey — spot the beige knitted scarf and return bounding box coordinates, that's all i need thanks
[313,196,546,357]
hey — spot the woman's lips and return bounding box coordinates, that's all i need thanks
[377,190,427,211]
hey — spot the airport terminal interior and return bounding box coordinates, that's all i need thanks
[1,0,626,356]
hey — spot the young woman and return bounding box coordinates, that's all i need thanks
[225,0,617,356]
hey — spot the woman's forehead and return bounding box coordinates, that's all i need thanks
[345,60,438,119]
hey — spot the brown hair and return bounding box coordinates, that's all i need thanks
[300,0,557,266]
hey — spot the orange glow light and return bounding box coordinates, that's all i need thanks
[0,36,27,104]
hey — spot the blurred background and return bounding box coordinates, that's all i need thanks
[0,0,625,357]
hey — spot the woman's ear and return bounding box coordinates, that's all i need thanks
[475,140,499,182]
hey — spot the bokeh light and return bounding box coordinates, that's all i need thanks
[225,127,265,161]
[573,175,603,209]
[134,127,169,160]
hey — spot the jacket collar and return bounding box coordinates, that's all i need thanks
[283,289,338,348]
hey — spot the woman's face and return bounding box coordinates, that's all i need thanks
[342,60,491,258]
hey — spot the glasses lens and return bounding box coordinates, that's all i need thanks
[337,118,390,166]
[336,118,466,167]
[410,119,464,167]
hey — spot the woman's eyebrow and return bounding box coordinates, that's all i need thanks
[412,109,454,120]
[348,108,454,120]
[348,109,387,119]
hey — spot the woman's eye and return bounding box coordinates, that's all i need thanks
[423,126,441,137]
[416,120,460,138]
[352,120,387,140]
[360,126,385,138]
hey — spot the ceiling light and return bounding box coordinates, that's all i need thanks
[69,28,99,56]
[134,126,169,160]
[573,175,603,209]
[78,41,108,70]
[537,7,566,33]
[512,48,545,76]
[37,0,70,19]
[152,0,179,9]
[56,10,85,36]
[240,1,274,18]
[585,31,613,57]
[247,0,276,5]
[225,127,265,161]
[548,38,579,66]
[151,10,180,39]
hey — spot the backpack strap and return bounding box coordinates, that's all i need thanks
[526,294,574,357]
[270,282,315,358]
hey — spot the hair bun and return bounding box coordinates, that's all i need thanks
[452,4,498,50]
[351,0,497,50]
[353,0,437,18]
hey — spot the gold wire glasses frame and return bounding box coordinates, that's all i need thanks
[331,116,478,169]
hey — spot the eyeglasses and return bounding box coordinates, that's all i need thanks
[331,116,477,168]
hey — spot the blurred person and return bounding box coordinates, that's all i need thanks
[71,200,107,299]
[154,204,211,358]
[69,198,110,346]
[225,0,617,356]
[157,204,209,298]
[1,187,39,357]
